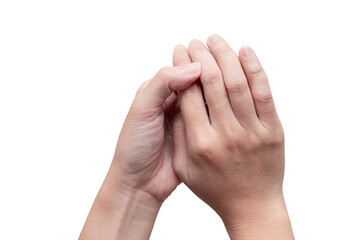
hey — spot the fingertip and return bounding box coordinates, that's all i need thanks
[240,45,254,58]
[166,63,201,91]
[185,62,201,75]
[174,44,187,53]
[188,38,202,48]
[173,44,191,66]
[207,34,222,45]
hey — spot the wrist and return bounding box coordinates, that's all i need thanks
[222,194,294,240]
[79,174,162,240]
[100,173,162,214]
[99,174,162,234]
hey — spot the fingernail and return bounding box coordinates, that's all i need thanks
[208,34,221,44]
[242,46,253,58]
[185,62,201,74]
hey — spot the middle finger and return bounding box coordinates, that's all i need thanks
[188,39,236,126]
[206,34,259,128]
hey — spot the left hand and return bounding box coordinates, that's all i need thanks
[107,62,201,202]
[80,60,201,240]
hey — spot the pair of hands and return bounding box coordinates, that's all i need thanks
[80,34,294,240]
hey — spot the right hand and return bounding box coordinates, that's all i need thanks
[173,35,293,239]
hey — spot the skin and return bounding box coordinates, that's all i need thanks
[79,34,294,240]
[79,62,201,240]
[173,35,294,239]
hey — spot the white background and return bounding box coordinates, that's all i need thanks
[1,0,359,239]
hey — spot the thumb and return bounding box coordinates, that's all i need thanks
[135,62,201,111]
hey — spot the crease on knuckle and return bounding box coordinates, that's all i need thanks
[227,78,248,95]
[180,85,200,105]
[254,91,273,104]
[248,66,264,79]
[202,70,221,86]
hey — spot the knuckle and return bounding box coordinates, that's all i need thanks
[181,83,201,104]
[227,78,248,95]
[190,135,212,158]
[222,129,238,151]
[269,131,285,147]
[260,130,284,148]
[202,69,221,85]
[254,91,273,104]
[248,65,264,79]
[238,128,285,152]
[246,132,263,151]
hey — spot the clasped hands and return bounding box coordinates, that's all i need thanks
[80,34,294,240]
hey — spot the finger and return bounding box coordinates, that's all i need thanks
[137,80,178,113]
[172,44,193,117]
[173,44,210,135]
[172,111,188,180]
[136,79,151,96]
[239,46,279,127]
[206,34,259,128]
[171,45,191,180]
[163,91,178,112]
[172,44,209,180]
[171,44,192,119]
[173,44,191,66]
[135,63,201,113]
[188,39,235,125]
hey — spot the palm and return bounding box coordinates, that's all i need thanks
[114,46,197,202]
[116,94,185,201]
[139,94,188,201]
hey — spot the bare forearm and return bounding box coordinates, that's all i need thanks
[79,175,161,240]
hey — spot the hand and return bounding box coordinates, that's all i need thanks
[108,62,201,202]
[80,62,201,240]
[173,35,294,239]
